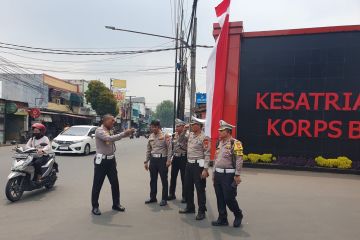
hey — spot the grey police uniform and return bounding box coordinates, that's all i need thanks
[146,131,171,201]
[184,129,210,213]
[168,122,188,200]
[91,125,126,209]
[213,120,244,222]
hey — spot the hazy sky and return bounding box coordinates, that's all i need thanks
[0,0,359,110]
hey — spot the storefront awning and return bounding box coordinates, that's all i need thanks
[40,110,95,119]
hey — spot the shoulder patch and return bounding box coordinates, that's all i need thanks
[233,140,243,156]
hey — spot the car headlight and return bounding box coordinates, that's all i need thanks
[53,140,59,144]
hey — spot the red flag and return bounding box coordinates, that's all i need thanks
[205,0,231,158]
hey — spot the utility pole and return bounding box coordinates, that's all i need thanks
[189,16,197,119]
[177,30,186,120]
[173,25,179,132]
[177,7,186,120]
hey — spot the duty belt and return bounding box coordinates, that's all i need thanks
[188,159,204,164]
[174,153,187,157]
[215,168,236,174]
[152,153,167,158]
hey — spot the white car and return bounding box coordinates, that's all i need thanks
[162,128,174,136]
[52,125,97,155]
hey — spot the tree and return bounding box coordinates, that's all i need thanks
[85,80,119,116]
[154,100,174,128]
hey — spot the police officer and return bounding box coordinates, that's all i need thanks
[211,120,244,228]
[168,118,188,203]
[91,114,134,216]
[179,117,210,220]
[144,119,171,206]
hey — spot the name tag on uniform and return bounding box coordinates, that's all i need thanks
[95,154,103,164]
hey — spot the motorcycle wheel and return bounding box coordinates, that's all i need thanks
[5,177,24,202]
[45,173,57,189]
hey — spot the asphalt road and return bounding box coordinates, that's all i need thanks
[0,138,359,240]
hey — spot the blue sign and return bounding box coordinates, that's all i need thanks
[196,93,206,104]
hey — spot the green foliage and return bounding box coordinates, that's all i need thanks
[85,80,119,116]
[243,153,275,163]
[154,100,174,128]
[315,156,352,169]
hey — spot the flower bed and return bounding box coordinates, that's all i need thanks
[242,153,359,174]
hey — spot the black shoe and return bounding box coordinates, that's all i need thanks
[145,198,157,204]
[196,212,206,220]
[233,214,243,228]
[92,207,101,216]
[159,200,168,206]
[181,198,186,203]
[112,204,125,212]
[167,195,176,201]
[212,218,229,226]
[179,208,195,214]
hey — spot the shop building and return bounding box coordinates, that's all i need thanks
[0,74,48,143]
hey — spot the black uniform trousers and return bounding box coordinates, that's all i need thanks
[169,155,187,199]
[184,162,207,212]
[91,158,120,208]
[213,172,242,219]
[149,157,168,201]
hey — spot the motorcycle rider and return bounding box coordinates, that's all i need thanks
[25,123,51,182]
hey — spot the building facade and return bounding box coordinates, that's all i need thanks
[215,22,360,161]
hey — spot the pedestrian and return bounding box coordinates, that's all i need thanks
[144,119,171,206]
[168,118,188,203]
[91,114,134,216]
[179,117,210,220]
[63,123,70,132]
[211,120,244,228]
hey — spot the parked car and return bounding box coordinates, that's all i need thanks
[51,125,97,155]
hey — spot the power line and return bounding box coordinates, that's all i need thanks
[0,43,184,55]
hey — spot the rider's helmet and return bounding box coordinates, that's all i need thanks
[31,123,46,135]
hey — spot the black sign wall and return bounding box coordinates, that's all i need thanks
[237,31,360,161]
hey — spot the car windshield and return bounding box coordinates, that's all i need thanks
[61,127,90,136]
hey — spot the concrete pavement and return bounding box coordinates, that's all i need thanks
[0,138,359,240]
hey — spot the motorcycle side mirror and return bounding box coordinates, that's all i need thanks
[11,140,17,145]
[40,142,48,147]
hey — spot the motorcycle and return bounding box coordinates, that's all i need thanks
[5,142,59,202]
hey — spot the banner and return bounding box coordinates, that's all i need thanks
[111,79,126,89]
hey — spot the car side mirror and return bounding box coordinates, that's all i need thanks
[91,134,95,138]
[11,140,17,145]
[40,142,48,147]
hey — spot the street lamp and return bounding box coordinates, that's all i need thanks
[105,26,190,48]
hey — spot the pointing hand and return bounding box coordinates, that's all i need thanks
[124,128,135,136]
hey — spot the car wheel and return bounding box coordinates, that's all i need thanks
[83,144,90,155]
